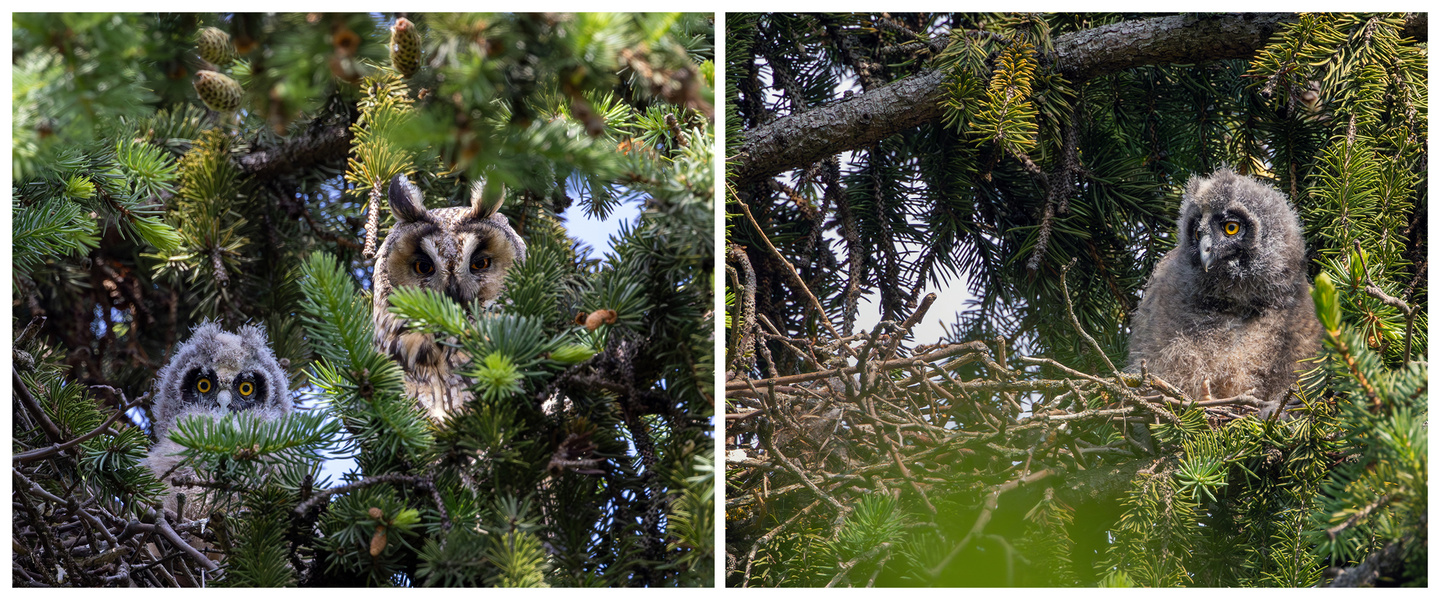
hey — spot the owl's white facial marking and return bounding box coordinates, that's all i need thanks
[459,234,481,273]
[1199,232,1214,272]
[418,235,447,279]
[449,231,487,304]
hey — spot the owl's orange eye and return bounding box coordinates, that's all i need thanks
[413,256,435,276]
[238,381,254,396]
[196,378,212,394]
[1224,221,1240,236]
[470,257,491,273]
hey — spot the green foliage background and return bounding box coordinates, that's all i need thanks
[725,13,1425,587]
[13,12,714,587]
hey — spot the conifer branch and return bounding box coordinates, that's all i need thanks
[13,472,70,585]
[726,342,987,391]
[1326,539,1408,587]
[294,473,431,515]
[1324,494,1391,541]
[1060,258,1122,382]
[726,243,759,374]
[731,13,1428,185]
[153,512,220,573]
[236,124,351,180]
[758,430,848,514]
[14,365,66,445]
[300,205,363,251]
[1355,240,1420,365]
[738,498,823,586]
[883,293,937,360]
[926,469,1055,579]
[826,541,896,587]
[13,396,145,464]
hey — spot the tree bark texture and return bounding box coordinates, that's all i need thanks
[729,12,1428,186]
[237,123,351,179]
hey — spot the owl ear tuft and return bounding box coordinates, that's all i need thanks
[469,177,505,219]
[388,174,429,223]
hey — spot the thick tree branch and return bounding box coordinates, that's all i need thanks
[731,68,945,186]
[1053,13,1290,81]
[730,13,1428,186]
[237,124,351,180]
[1327,538,1410,587]
[153,513,220,573]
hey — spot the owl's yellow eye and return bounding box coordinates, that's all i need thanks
[1224,221,1240,236]
[413,257,435,276]
[238,381,255,396]
[196,378,212,394]
[471,257,491,272]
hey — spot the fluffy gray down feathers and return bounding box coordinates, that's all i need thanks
[1126,168,1322,415]
[144,321,292,518]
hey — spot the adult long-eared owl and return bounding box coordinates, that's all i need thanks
[371,173,527,421]
[1126,168,1322,415]
[145,321,293,516]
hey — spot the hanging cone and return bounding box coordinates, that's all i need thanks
[390,17,423,78]
[197,26,235,66]
[194,70,242,112]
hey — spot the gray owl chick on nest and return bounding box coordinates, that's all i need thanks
[1126,168,1322,416]
[144,321,292,519]
[371,174,527,422]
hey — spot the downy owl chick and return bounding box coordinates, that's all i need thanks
[145,321,293,518]
[372,174,527,421]
[1127,168,1322,415]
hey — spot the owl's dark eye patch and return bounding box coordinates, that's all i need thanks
[413,255,436,276]
[232,373,266,406]
[182,367,217,404]
[1184,218,1201,242]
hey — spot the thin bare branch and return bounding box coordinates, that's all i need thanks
[733,195,841,339]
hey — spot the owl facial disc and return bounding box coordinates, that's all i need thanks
[146,320,293,520]
[152,320,292,440]
[373,173,529,421]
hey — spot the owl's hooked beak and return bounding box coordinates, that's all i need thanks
[445,280,475,304]
[1199,234,1214,272]
[217,389,232,411]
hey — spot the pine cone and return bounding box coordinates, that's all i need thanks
[194,70,242,112]
[196,26,235,67]
[389,17,422,78]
